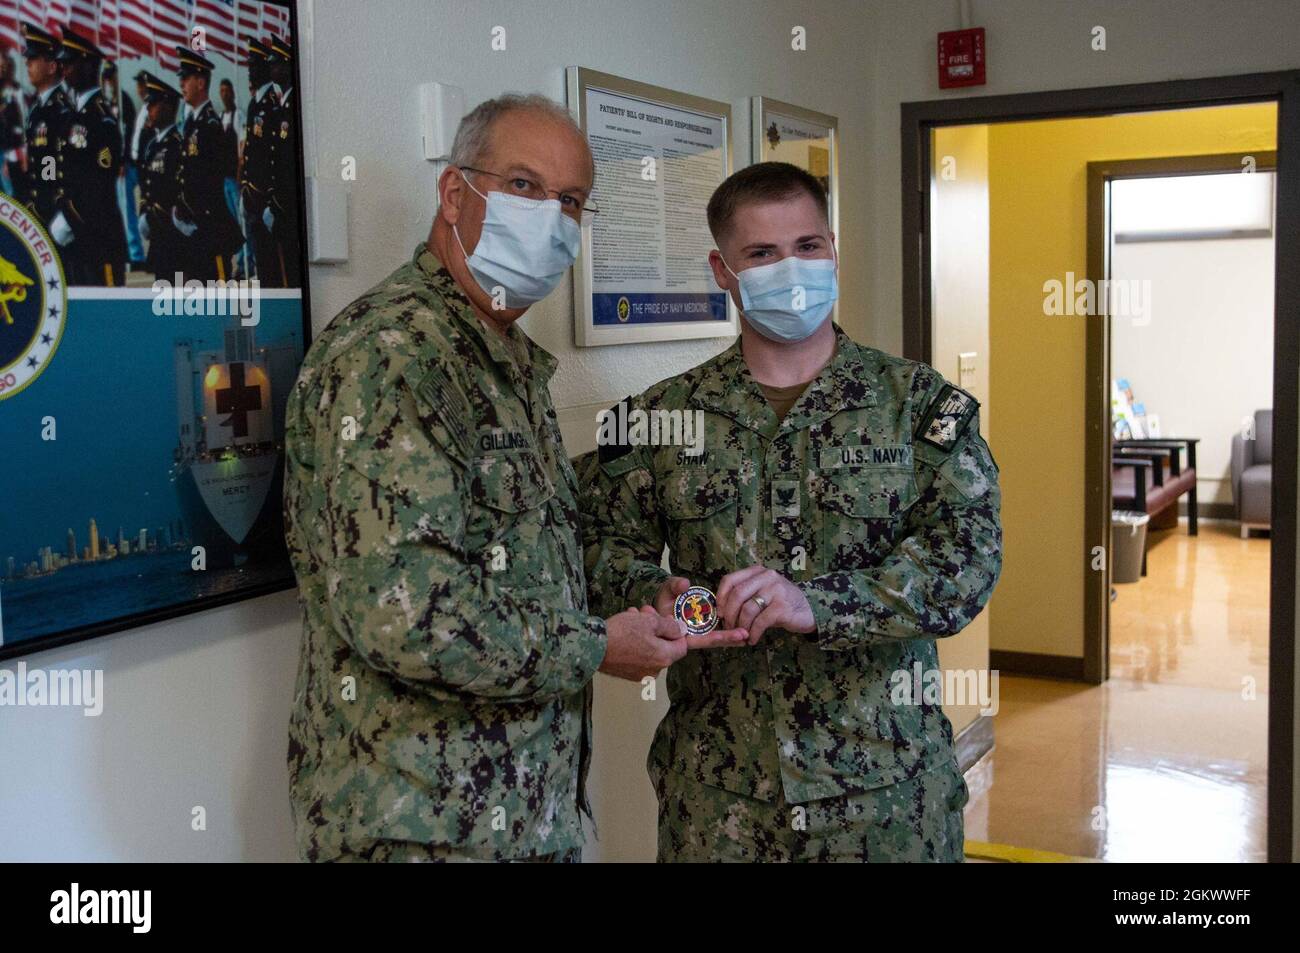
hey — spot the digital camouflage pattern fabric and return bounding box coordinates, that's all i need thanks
[284,244,606,862]
[657,760,970,862]
[579,326,1001,852]
[331,841,582,863]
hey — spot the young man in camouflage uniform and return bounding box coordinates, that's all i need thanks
[580,162,1003,862]
[283,95,712,863]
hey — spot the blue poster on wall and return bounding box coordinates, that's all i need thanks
[0,0,309,659]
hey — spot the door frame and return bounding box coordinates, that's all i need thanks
[1087,151,1278,683]
[901,71,1299,864]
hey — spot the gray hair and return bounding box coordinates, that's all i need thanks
[448,93,590,172]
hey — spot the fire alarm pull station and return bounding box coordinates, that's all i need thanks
[938,27,986,89]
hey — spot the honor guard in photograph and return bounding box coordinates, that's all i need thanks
[19,24,70,229]
[19,22,69,217]
[49,28,127,287]
[137,76,184,280]
[264,35,300,287]
[173,47,243,281]
[0,56,25,198]
[130,70,159,180]
[240,38,280,284]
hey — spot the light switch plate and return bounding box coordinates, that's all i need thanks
[419,82,465,161]
[307,175,349,264]
[958,351,977,390]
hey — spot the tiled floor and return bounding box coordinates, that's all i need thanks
[964,521,1270,862]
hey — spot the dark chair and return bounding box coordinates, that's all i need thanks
[1111,437,1200,576]
[1231,409,1271,538]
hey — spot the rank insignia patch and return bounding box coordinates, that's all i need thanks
[674,586,719,636]
[916,383,977,451]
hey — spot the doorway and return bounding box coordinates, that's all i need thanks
[904,74,1298,862]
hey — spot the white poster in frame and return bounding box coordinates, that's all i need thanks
[566,67,738,347]
[751,97,840,324]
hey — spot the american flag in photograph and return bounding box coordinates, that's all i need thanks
[98,0,120,58]
[67,0,96,35]
[118,0,152,56]
[234,0,259,63]
[0,4,20,51]
[19,0,53,33]
[192,0,235,62]
[153,0,190,71]
[45,0,70,32]
[4,0,65,47]
[260,0,286,40]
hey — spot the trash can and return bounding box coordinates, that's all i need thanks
[1111,510,1150,584]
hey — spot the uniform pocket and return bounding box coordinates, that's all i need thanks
[820,468,918,519]
[661,466,739,519]
[660,467,739,579]
[819,468,918,571]
[470,450,555,513]
[468,451,563,590]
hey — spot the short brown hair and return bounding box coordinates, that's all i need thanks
[706,161,829,240]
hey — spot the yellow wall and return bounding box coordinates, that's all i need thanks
[987,103,1277,658]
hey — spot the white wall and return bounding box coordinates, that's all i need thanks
[0,594,301,861]
[1112,236,1275,506]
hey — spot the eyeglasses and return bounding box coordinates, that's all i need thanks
[459,166,599,222]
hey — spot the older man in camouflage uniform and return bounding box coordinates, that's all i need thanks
[283,94,695,863]
[580,162,1002,862]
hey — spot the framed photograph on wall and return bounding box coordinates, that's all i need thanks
[751,97,838,232]
[0,0,311,660]
[566,66,737,347]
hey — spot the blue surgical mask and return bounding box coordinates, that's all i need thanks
[723,253,838,342]
[454,174,582,309]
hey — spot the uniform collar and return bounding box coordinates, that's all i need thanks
[689,325,875,435]
[411,243,558,386]
[780,326,877,432]
[688,337,775,434]
[75,86,99,111]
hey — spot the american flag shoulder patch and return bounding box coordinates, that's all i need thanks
[414,363,472,457]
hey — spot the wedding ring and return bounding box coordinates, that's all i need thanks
[752,596,768,610]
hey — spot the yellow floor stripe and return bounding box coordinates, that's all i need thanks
[964,840,1100,863]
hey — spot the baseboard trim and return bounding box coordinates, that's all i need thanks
[955,713,994,774]
[989,649,1085,681]
[1178,500,1235,520]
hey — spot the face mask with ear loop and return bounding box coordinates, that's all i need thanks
[452,171,582,309]
[721,247,839,343]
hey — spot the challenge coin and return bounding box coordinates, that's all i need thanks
[673,585,719,636]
